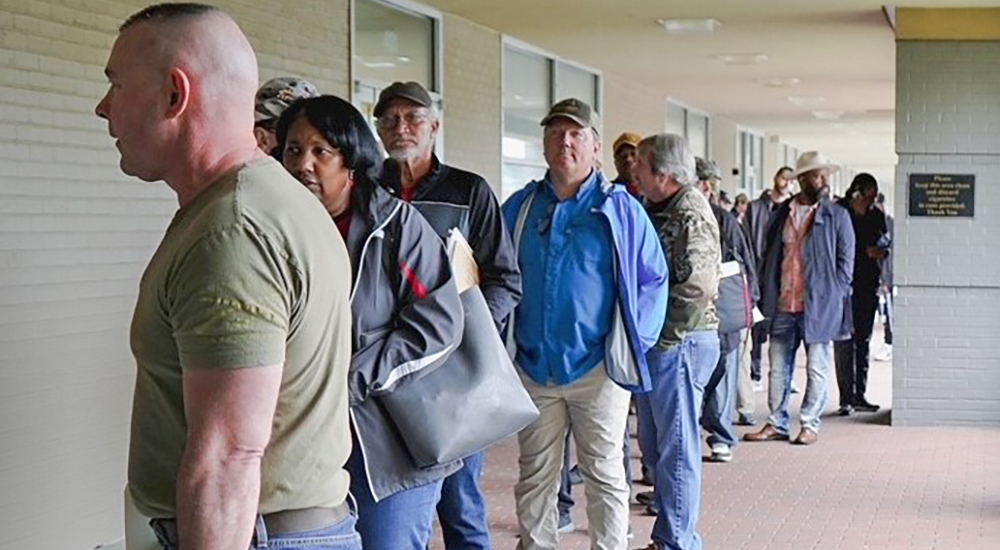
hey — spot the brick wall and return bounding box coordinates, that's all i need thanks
[0,1,348,548]
[893,41,1000,426]
[442,14,502,193]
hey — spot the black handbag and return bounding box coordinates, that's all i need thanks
[379,285,539,468]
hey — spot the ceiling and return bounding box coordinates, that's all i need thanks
[421,0,999,174]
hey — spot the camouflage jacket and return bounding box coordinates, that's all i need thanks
[645,185,721,348]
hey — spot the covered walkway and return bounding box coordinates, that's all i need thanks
[440,333,1000,549]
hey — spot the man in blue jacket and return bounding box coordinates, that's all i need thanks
[503,98,668,550]
[744,151,855,446]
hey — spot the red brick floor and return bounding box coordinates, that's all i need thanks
[431,334,1000,549]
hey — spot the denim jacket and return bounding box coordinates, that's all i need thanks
[503,174,669,392]
[759,196,855,344]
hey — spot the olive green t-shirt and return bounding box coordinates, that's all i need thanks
[128,157,353,517]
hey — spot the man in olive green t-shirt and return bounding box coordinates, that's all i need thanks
[95,4,357,549]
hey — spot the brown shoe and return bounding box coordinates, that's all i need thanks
[792,428,819,445]
[634,543,664,550]
[742,424,790,442]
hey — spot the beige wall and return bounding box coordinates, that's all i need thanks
[0,1,348,549]
[442,14,502,191]
[711,116,740,196]
[601,72,666,176]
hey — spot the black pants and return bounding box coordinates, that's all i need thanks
[835,289,879,406]
[750,321,768,381]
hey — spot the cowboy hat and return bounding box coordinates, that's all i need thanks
[791,151,839,178]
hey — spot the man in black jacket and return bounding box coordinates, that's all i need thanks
[695,159,759,463]
[374,81,522,550]
[742,166,795,388]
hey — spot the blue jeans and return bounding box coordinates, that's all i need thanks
[767,312,833,434]
[437,450,491,549]
[151,512,362,550]
[645,331,719,550]
[345,446,442,550]
[701,343,739,447]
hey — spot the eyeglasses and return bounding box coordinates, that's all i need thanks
[376,112,429,130]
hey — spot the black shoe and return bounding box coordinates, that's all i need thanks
[636,490,655,506]
[643,502,659,516]
[838,404,855,416]
[854,398,880,412]
[735,413,757,426]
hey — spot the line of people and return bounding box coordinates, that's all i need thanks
[98,4,890,550]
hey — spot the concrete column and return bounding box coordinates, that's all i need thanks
[893,8,1000,425]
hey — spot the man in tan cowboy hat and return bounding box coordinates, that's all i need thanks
[743,151,855,446]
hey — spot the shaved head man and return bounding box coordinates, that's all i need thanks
[97,4,359,550]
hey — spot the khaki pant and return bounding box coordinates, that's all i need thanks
[515,365,631,550]
[735,328,755,417]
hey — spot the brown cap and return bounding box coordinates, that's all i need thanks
[540,98,600,134]
[613,132,642,153]
[373,81,433,117]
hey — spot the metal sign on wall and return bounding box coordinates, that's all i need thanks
[908,173,975,217]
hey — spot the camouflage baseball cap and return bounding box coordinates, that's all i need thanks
[540,98,600,134]
[255,77,320,123]
[696,157,722,182]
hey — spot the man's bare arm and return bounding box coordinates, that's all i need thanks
[177,364,282,550]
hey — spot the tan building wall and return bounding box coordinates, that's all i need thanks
[442,14,502,191]
[600,72,666,178]
[0,1,348,549]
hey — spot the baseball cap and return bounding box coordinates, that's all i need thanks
[540,98,600,134]
[696,157,722,182]
[255,77,320,124]
[373,81,434,118]
[613,132,642,154]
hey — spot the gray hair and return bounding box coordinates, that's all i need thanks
[639,133,696,185]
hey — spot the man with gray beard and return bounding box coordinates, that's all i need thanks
[375,81,522,550]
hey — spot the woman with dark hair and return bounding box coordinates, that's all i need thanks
[834,173,890,416]
[276,95,464,550]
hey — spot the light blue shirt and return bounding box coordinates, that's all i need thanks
[512,170,617,386]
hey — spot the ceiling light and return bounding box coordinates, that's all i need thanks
[812,111,845,120]
[788,96,826,106]
[362,61,396,69]
[715,53,768,65]
[758,77,800,88]
[657,18,721,34]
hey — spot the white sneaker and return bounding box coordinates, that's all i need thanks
[790,380,800,394]
[709,443,733,463]
[874,345,893,362]
[752,379,764,392]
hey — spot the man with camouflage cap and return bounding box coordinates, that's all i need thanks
[632,135,721,550]
[253,76,319,155]
[503,99,668,550]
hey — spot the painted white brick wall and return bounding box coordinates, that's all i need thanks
[0,1,348,549]
[893,41,1000,426]
[442,14,502,194]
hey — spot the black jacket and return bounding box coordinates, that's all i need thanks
[743,190,785,274]
[345,182,464,501]
[384,156,522,329]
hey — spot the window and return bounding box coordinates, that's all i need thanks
[501,39,602,200]
[352,0,443,153]
[738,128,765,196]
[665,100,710,160]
